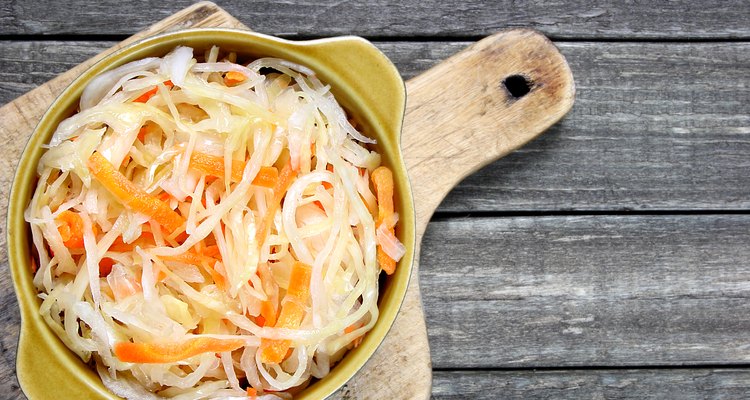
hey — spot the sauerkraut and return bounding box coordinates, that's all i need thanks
[25,46,404,399]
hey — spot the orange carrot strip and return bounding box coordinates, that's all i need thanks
[157,191,172,202]
[371,166,397,275]
[133,88,157,103]
[201,245,221,258]
[254,160,298,329]
[99,257,115,277]
[137,126,148,142]
[255,159,297,248]
[246,387,257,399]
[251,166,280,188]
[114,337,244,364]
[55,210,87,248]
[162,252,216,266]
[259,300,276,328]
[189,152,278,187]
[371,166,394,226]
[224,71,247,87]
[133,80,174,103]
[376,250,396,276]
[259,262,312,364]
[88,152,185,231]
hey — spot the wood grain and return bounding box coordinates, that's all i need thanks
[421,214,750,368]
[402,30,574,232]
[386,29,575,400]
[1,0,749,39]
[3,41,748,212]
[432,369,750,399]
[0,3,432,400]
[2,1,749,399]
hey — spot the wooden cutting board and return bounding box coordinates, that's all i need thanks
[0,2,574,399]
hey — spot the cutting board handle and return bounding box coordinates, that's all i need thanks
[402,29,575,236]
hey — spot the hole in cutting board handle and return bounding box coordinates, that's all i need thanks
[502,74,532,98]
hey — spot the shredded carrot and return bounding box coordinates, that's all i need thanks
[88,152,185,232]
[137,126,148,142]
[372,166,394,226]
[259,261,312,364]
[99,257,115,277]
[246,387,257,399]
[252,166,280,187]
[322,164,334,190]
[256,159,297,248]
[201,245,221,258]
[174,231,190,244]
[157,191,172,202]
[376,250,396,276]
[189,152,278,187]
[259,300,276,328]
[371,166,397,275]
[258,261,279,327]
[162,252,216,266]
[55,210,88,248]
[133,80,174,103]
[251,160,299,328]
[55,210,98,249]
[113,337,244,364]
[224,71,247,87]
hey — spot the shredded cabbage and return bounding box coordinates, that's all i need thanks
[26,46,405,399]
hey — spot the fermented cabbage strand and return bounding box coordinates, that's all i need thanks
[26,46,404,399]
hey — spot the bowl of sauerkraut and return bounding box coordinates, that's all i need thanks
[7,28,413,400]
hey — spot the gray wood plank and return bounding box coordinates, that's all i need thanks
[2,214,750,398]
[2,40,749,212]
[0,41,110,104]
[420,214,750,368]
[1,1,749,39]
[433,369,750,399]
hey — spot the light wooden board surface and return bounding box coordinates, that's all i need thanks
[1,0,749,399]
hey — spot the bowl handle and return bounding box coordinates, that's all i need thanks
[402,29,575,236]
[17,317,113,399]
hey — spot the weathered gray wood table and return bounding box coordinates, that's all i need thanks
[1,1,750,398]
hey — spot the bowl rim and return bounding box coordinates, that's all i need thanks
[7,27,414,400]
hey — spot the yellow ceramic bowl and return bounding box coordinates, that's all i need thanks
[7,28,414,399]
